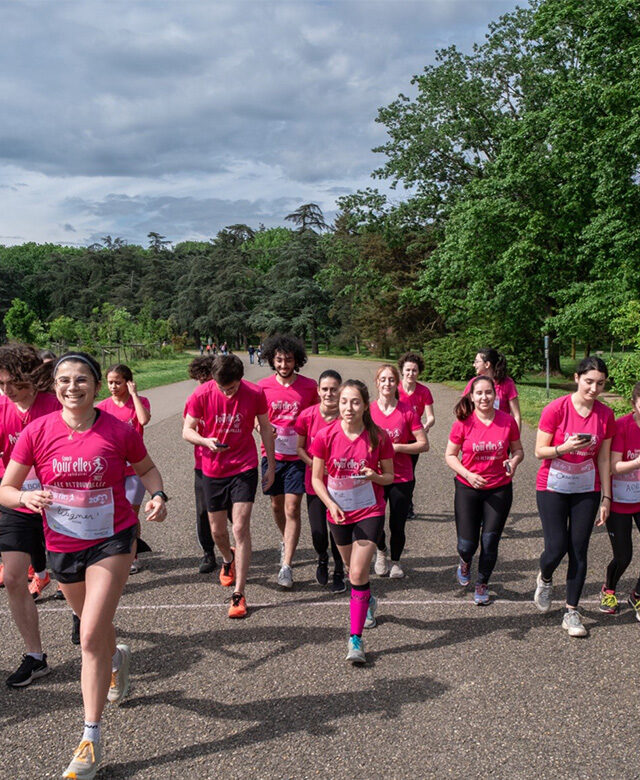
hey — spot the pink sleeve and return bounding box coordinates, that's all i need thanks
[423,385,434,405]
[293,412,309,436]
[409,409,422,431]
[605,409,616,439]
[538,401,558,434]
[463,379,473,396]
[508,417,520,443]
[505,377,518,400]
[257,388,268,416]
[308,430,327,460]
[379,432,394,461]
[612,419,626,453]
[126,427,148,465]
[141,396,151,411]
[10,426,34,467]
[185,391,203,420]
[449,419,464,446]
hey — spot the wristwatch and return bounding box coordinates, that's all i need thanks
[151,490,169,502]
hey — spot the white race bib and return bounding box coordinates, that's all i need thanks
[612,471,640,503]
[547,459,596,494]
[275,426,298,456]
[43,485,115,541]
[21,467,41,493]
[493,397,500,410]
[327,475,376,512]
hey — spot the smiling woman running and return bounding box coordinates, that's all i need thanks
[0,352,167,780]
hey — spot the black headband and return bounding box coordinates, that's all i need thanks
[54,354,100,382]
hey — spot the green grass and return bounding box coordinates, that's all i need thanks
[96,353,192,400]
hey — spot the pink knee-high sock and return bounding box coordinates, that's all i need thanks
[350,585,370,636]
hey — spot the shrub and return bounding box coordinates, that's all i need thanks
[609,352,640,401]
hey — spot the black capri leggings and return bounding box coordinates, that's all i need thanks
[536,490,600,607]
[605,510,640,593]
[377,481,414,561]
[194,469,215,555]
[454,480,513,585]
[306,494,343,572]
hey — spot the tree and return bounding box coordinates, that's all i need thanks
[284,203,329,233]
[4,298,43,344]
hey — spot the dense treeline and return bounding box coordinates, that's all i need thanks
[2,0,639,384]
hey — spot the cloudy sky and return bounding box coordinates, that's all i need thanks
[1,0,520,247]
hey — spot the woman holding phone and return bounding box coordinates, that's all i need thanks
[310,380,394,665]
[533,356,614,637]
[445,376,523,604]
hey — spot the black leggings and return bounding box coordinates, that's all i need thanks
[377,481,414,561]
[454,480,513,585]
[537,490,600,607]
[194,469,214,555]
[306,494,343,571]
[605,510,640,593]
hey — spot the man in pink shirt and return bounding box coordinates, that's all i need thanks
[183,355,276,618]
[258,334,318,588]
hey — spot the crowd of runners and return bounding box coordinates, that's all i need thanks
[0,335,638,778]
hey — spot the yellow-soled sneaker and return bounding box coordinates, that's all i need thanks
[62,739,101,779]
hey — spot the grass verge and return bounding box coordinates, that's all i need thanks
[96,353,192,400]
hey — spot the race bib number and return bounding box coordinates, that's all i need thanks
[275,426,298,456]
[547,459,596,494]
[21,467,41,493]
[612,471,640,503]
[327,475,376,512]
[43,485,115,541]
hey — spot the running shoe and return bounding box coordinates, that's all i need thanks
[27,565,35,581]
[72,613,81,646]
[346,635,366,664]
[628,592,640,622]
[107,644,131,704]
[364,595,377,629]
[407,502,415,519]
[474,583,490,605]
[374,549,389,576]
[562,609,587,637]
[316,557,329,586]
[331,571,346,594]
[219,548,236,587]
[389,562,405,579]
[62,739,102,780]
[228,592,247,619]
[54,586,66,601]
[456,559,471,587]
[533,572,553,613]
[0,563,3,587]
[198,553,217,574]
[6,654,50,688]
[277,564,293,589]
[599,586,620,615]
[129,556,141,575]
[28,571,51,599]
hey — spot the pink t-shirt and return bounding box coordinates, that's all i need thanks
[0,392,61,515]
[96,395,150,477]
[398,382,433,419]
[309,423,394,525]
[370,400,422,483]
[294,405,339,494]
[185,379,268,478]
[11,410,147,552]
[536,395,615,492]
[463,376,518,416]
[611,413,640,514]
[258,373,318,461]
[449,409,520,490]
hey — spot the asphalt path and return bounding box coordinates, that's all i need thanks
[1,356,638,779]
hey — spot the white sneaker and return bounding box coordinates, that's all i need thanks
[374,549,389,576]
[107,644,131,704]
[364,595,377,629]
[345,635,366,664]
[389,562,404,579]
[277,564,293,589]
[562,609,587,637]
[62,739,102,779]
[533,572,552,613]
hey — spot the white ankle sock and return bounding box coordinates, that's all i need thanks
[27,652,44,661]
[35,570,47,579]
[82,721,101,743]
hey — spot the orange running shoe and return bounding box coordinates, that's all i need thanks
[219,548,235,587]
[27,565,35,581]
[228,592,247,618]
[29,572,51,600]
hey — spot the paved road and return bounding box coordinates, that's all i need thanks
[1,356,637,779]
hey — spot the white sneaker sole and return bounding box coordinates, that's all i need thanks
[562,621,587,637]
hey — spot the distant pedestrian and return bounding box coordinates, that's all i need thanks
[248,345,255,364]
